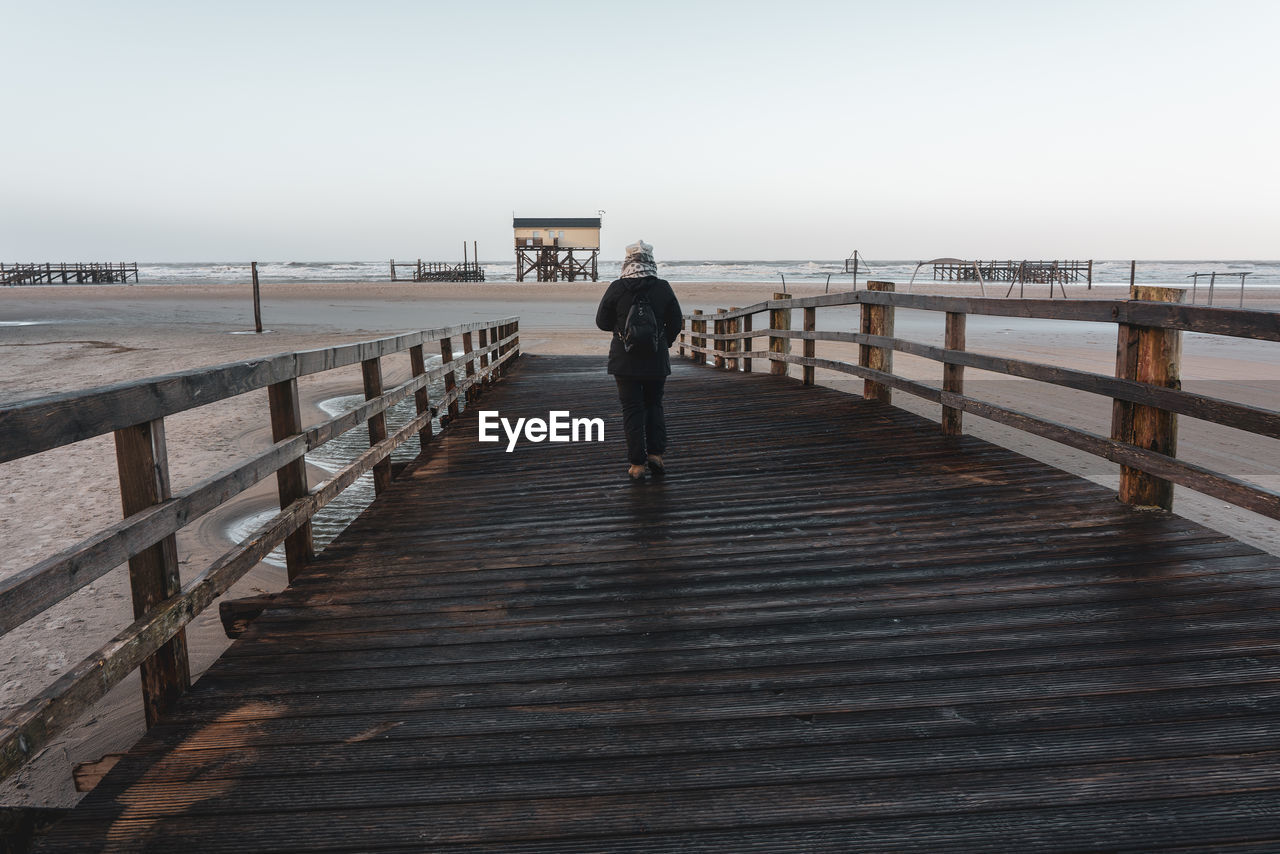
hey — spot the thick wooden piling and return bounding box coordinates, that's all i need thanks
[742,311,753,374]
[113,419,190,727]
[462,331,476,402]
[714,310,727,369]
[769,293,791,377]
[267,378,314,578]
[859,281,895,402]
[362,357,391,495]
[408,344,433,447]
[251,262,263,334]
[1113,286,1184,509]
[693,310,706,366]
[942,311,966,435]
[802,306,816,386]
[728,307,741,371]
[441,337,459,420]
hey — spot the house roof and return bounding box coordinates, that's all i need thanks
[513,218,601,229]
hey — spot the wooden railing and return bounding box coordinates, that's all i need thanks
[680,283,1280,521]
[0,317,521,781]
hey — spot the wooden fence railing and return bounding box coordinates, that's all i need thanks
[679,283,1279,521]
[0,317,520,782]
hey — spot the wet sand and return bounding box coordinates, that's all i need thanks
[1,278,1278,806]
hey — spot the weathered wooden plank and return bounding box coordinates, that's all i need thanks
[694,291,1280,343]
[0,319,518,462]
[40,757,1280,849]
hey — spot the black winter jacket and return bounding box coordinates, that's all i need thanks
[595,275,683,376]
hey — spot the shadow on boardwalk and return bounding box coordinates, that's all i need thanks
[37,355,1280,852]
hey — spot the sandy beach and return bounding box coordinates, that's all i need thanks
[2,278,1278,807]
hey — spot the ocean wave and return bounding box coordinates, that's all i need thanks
[131,258,1280,287]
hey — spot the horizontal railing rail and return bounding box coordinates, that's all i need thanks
[0,317,520,781]
[678,285,1279,522]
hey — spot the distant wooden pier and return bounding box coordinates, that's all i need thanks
[390,259,485,282]
[1,262,139,286]
[932,259,1093,287]
[386,261,481,284]
[392,242,485,282]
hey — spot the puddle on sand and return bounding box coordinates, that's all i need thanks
[224,361,452,565]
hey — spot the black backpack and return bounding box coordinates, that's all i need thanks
[619,288,665,353]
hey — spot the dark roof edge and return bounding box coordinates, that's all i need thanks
[513,218,602,228]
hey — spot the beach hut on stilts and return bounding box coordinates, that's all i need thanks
[513,216,601,282]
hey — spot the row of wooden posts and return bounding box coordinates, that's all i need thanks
[1,262,139,286]
[0,319,521,775]
[680,282,1264,518]
[682,282,900,400]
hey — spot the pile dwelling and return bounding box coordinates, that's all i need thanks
[933,259,1093,287]
[514,217,600,282]
[2,262,139,285]
[390,242,485,282]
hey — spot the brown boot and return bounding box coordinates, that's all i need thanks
[646,454,665,477]
[627,464,647,481]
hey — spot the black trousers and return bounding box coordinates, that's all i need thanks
[614,375,667,465]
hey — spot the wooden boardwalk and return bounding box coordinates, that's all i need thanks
[36,354,1280,851]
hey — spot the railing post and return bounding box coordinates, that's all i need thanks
[362,356,391,495]
[742,311,753,373]
[268,378,315,579]
[408,344,433,447]
[502,321,512,372]
[859,281,895,402]
[727,307,741,371]
[478,327,490,377]
[462,330,476,401]
[1113,286,1184,510]
[802,306,816,386]
[942,312,966,435]
[769,292,791,377]
[114,418,190,728]
[678,315,687,359]
[441,336,459,420]
[714,309,726,369]
[693,309,705,365]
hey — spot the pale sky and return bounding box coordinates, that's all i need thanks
[3,0,1277,262]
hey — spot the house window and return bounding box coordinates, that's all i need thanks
[559,230,565,240]
[533,231,541,239]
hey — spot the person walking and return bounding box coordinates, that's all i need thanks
[595,240,683,481]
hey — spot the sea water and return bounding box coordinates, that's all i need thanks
[115,259,1280,288]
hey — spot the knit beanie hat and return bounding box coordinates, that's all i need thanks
[620,239,657,279]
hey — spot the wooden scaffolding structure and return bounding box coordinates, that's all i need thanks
[2,262,139,285]
[513,217,601,282]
